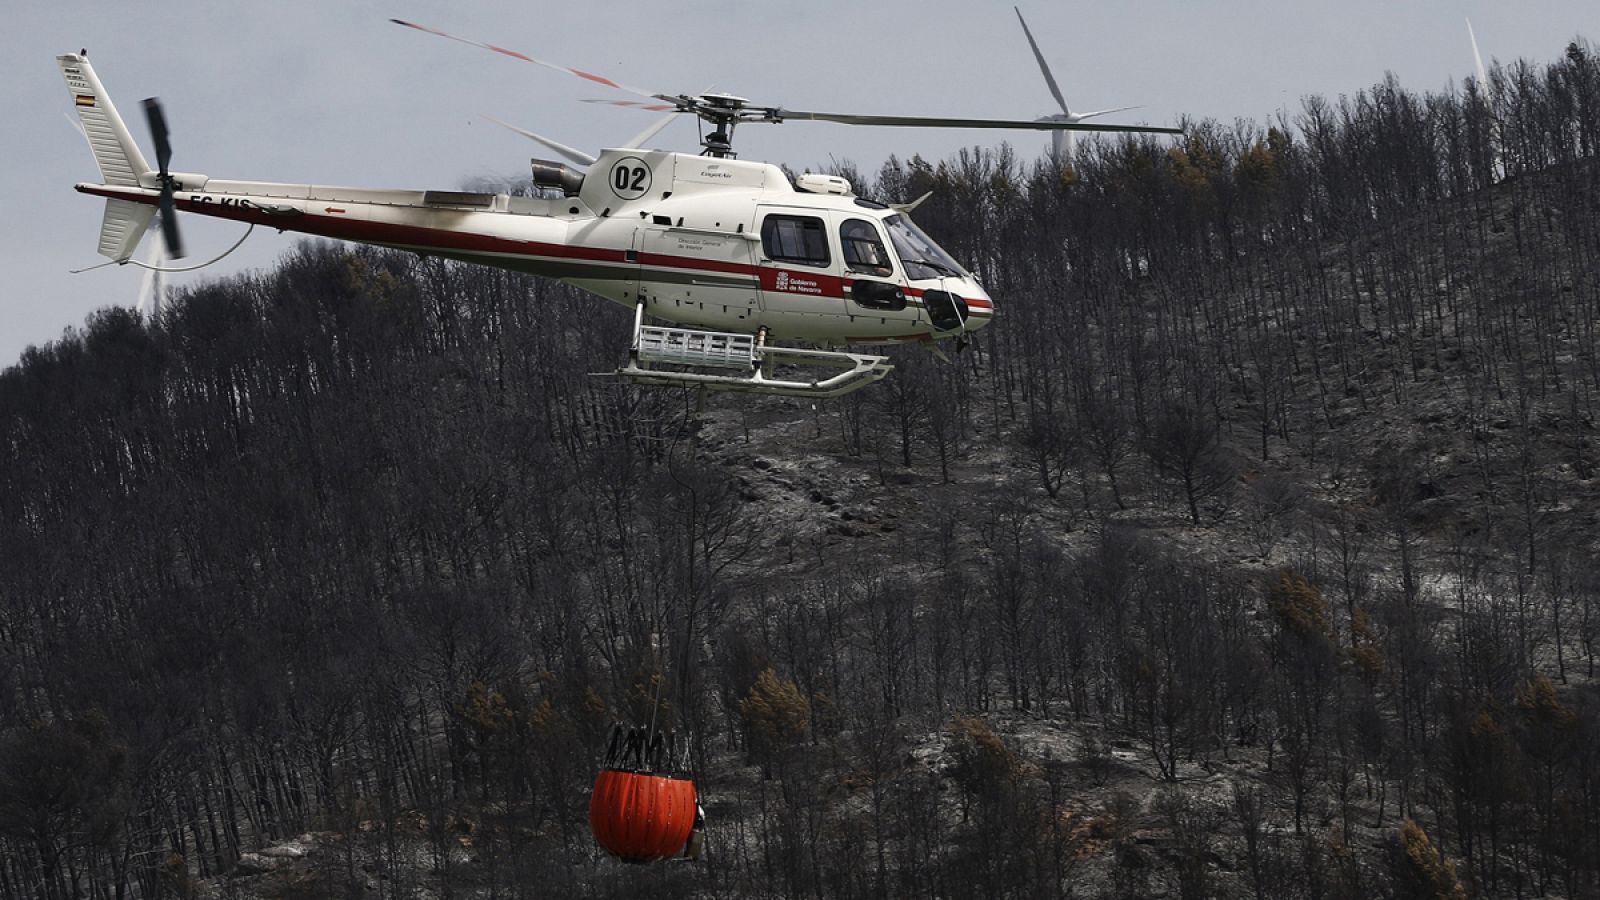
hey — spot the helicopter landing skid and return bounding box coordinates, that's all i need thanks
[608,308,893,399]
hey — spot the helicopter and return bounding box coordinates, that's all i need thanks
[59,22,1180,398]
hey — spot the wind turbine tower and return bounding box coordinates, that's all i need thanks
[135,228,167,319]
[1466,17,1504,181]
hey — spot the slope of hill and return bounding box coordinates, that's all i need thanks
[3,44,1600,899]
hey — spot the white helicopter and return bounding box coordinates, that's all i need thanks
[59,22,1179,398]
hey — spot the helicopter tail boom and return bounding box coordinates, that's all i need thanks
[73,180,612,291]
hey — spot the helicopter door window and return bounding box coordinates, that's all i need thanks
[839,218,893,278]
[760,215,831,268]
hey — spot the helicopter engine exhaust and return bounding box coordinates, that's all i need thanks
[530,158,585,196]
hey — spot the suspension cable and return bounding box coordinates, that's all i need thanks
[70,223,256,275]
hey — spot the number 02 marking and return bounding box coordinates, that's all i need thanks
[613,167,645,191]
[609,157,652,200]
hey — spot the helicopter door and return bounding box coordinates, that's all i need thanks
[637,224,762,332]
[754,208,848,338]
[832,213,919,338]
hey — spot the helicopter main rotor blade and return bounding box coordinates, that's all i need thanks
[1014,7,1071,117]
[774,109,1181,134]
[390,19,671,105]
[580,98,679,112]
[392,18,1181,150]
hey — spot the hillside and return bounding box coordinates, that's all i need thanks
[3,44,1600,900]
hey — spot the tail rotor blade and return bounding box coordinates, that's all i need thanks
[142,97,172,174]
[142,97,184,258]
[157,192,184,259]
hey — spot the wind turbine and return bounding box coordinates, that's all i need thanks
[1014,6,1140,162]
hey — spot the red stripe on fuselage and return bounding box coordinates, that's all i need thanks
[77,184,997,313]
[638,251,754,278]
[761,267,845,298]
[900,286,993,310]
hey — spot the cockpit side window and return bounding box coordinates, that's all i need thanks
[761,215,831,268]
[839,218,893,277]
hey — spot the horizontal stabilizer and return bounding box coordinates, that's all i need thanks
[98,198,156,261]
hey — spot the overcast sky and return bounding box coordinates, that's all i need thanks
[3,0,1593,367]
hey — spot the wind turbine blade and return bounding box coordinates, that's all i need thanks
[483,115,597,167]
[1074,105,1143,120]
[1014,6,1071,116]
[623,113,680,150]
[136,223,166,316]
[1466,18,1489,90]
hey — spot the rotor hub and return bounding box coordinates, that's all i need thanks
[702,131,734,157]
[697,92,749,110]
[389,18,1185,164]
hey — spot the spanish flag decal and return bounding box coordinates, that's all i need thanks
[75,94,95,107]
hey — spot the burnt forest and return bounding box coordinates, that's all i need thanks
[4,41,1600,900]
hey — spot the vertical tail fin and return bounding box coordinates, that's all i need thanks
[59,52,158,260]
[59,53,152,185]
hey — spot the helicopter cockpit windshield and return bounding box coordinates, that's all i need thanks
[883,214,967,281]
